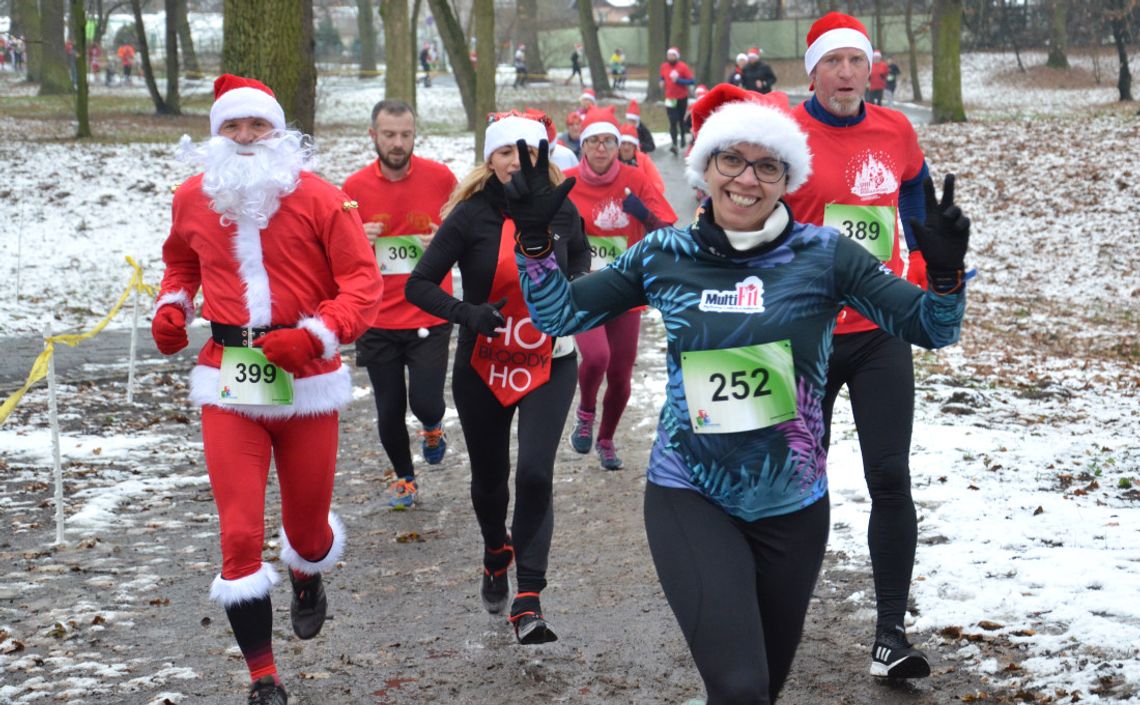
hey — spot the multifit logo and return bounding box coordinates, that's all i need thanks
[698,275,766,313]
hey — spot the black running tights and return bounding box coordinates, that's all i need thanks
[452,353,577,594]
[821,327,916,634]
[667,98,689,148]
[644,483,829,704]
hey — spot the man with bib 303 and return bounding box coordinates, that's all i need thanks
[783,11,938,680]
[563,106,676,471]
[515,83,970,705]
[343,99,459,510]
[150,75,382,705]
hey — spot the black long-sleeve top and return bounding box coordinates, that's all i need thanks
[405,177,590,356]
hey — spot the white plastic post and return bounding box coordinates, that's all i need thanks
[127,287,140,403]
[46,323,65,546]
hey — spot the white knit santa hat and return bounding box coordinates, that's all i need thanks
[685,84,812,193]
[803,12,873,76]
[483,111,548,161]
[209,74,287,137]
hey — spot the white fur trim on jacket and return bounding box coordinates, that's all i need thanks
[153,290,196,323]
[210,86,287,137]
[209,561,279,607]
[233,217,273,327]
[483,116,548,162]
[685,101,812,193]
[189,364,352,419]
[804,27,873,77]
[280,512,346,576]
[297,316,339,359]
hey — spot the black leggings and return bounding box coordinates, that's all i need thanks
[452,352,577,594]
[666,98,689,148]
[359,324,452,479]
[645,483,829,705]
[821,327,915,634]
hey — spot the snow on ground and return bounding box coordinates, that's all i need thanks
[2,52,1139,701]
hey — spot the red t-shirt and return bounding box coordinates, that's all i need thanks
[659,61,694,100]
[565,161,676,258]
[869,61,890,91]
[785,102,924,335]
[342,154,458,330]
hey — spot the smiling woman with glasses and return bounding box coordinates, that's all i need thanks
[511,83,970,705]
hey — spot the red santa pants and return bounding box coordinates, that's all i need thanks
[202,405,339,581]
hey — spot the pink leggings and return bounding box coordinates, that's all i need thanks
[202,406,339,580]
[574,309,641,441]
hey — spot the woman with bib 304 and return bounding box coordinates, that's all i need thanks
[511,84,971,704]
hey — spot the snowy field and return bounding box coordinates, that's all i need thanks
[2,50,1139,702]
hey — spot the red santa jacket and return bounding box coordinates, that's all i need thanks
[156,171,383,417]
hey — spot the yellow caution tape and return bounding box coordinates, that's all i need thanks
[0,257,157,426]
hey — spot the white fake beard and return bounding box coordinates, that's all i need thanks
[176,130,314,229]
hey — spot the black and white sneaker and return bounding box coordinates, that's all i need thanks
[247,675,288,705]
[289,571,327,640]
[870,626,930,678]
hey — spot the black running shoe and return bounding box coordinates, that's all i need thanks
[481,539,514,614]
[870,626,930,678]
[509,592,558,645]
[248,675,288,705]
[289,571,327,640]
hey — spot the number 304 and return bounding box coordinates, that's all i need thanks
[234,362,278,384]
[710,369,771,401]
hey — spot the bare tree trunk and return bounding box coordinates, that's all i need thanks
[38,0,72,95]
[774,0,786,19]
[13,0,42,82]
[130,0,169,113]
[1046,0,1070,68]
[426,0,478,130]
[382,0,417,102]
[905,0,923,102]
[646,0,666,102]
[165,0,182,114]
[931,0,966,123]
[223,0,316,135]
[712,0,734,83]
[357,0,377,76]
[71,0,91,137]
[177,0,199,73]
[874,0,885,50]
[473,0,495,162]
[695,0,716,86]
[1108,0,1133,101]
[517,0,545,78]
[577,0,611,95]
[668,0,690,58]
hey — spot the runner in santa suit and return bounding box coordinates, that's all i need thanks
[342,99,458,510]
[618,123,665,196]
[405,111,589,644]
[150,75,382,704]
[513,83,970,705]
[564,106,676,470]
[782,12,934,680]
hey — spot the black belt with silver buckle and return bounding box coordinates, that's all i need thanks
[210,322,285,347]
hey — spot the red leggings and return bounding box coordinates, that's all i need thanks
[202,406,339,580]
[575,309,641,441]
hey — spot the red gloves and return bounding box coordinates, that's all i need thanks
[253,328,324,374]
[906,250,928,290]
[151,305,189,355]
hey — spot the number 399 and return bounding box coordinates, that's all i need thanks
[234,362,278,384]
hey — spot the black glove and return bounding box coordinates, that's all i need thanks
[457,298,507,337]
[505,139,576,258]
[909,173,970,294]
[621,188,651,225]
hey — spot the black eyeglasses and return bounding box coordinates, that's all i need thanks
[711,151,787,183]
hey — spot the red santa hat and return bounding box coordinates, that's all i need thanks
[579,106,620,143]
[580,87,597,104]
[747,47,761,59]
[666,47,680,59]
[566,111,582,126]
[873,50,882,60]
[736,52,748,65]
[618,123,639,146]
[625,98,641,123]
[685,84,811,193]
[804,12,873,76]
[483,110,548,161]
[210,74,287,137]
[524,107,558,143]
[694,84,709,98]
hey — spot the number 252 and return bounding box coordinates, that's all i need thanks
[710,369,771,401]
